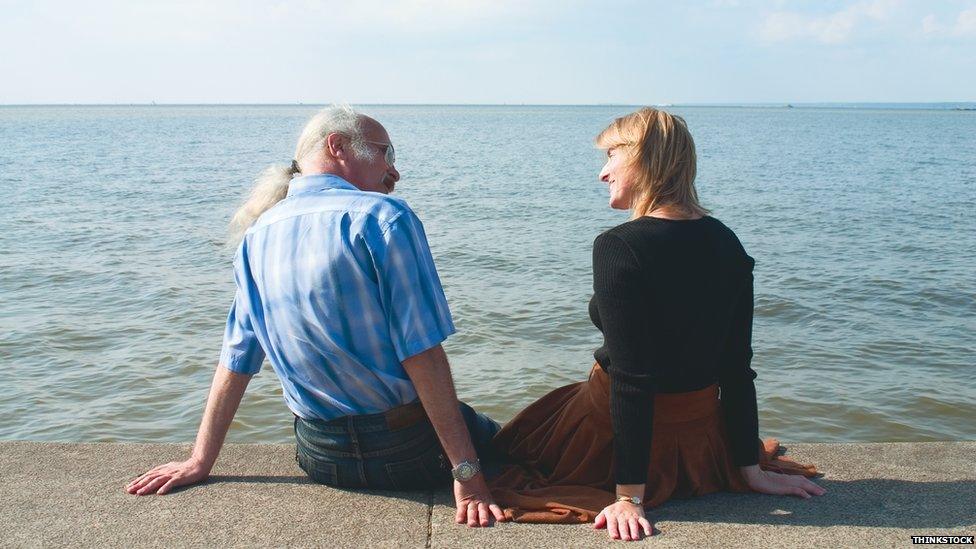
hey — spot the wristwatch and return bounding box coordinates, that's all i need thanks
[617,495,643,506]
[451,459,481,482]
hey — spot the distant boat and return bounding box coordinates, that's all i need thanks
[786,104,794,109]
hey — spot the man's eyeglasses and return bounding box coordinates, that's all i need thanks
[364,140,396,166]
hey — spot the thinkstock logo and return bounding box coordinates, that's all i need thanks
[910,535,974,545]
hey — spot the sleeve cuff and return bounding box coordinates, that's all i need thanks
[396,325,457,362]
[219,348,263,375]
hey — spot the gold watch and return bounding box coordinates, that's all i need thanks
[616,495,643,506]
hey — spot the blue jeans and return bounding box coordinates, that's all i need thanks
[294,400,501,490]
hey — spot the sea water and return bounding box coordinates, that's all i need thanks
[1,104,973,444]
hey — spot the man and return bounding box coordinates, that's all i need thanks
[126,106,504,527]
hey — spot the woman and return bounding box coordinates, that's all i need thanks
[489,108,824,541]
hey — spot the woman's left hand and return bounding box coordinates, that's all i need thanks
[741,465,826,498]
[593,500,654,541]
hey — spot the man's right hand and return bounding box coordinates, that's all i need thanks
[454,474,506,527]
[125,366,251,496]
[126,459,210,496]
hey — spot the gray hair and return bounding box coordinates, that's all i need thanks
[228,104,375,245]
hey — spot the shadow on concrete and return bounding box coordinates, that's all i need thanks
[158,475,314,494]
[654,479,976,529]
[204,475,313,486]
[194,475,433,506]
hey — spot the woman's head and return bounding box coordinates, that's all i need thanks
[595,108,707,218]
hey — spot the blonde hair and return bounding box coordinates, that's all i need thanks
[228,105,375,245]
[595,107,708,219]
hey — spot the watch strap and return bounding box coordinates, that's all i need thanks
[616,495,643,506]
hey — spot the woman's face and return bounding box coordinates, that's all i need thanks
[599,146,637,210]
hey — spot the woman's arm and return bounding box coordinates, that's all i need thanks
[716,262,761,467]
[721,258,825,498]
[593,232,657,486]
[592,232,657,540]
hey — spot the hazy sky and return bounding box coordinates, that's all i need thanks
[2,0,974,104]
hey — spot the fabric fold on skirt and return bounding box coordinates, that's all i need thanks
[489,364,818,524]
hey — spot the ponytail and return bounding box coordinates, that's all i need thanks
[228,161,300,246]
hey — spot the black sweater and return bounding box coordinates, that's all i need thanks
[589,216,760,485]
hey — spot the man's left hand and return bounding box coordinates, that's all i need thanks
[453,474,506,527]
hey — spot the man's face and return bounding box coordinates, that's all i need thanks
[345,119,400,194]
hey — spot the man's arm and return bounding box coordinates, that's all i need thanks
[125,365,252,495]
[401,344,505,527]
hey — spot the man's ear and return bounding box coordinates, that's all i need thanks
[325,132,345,161]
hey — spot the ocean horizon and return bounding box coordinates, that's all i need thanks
[2,101,975,109]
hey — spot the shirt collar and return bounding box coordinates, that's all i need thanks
[287,174,359,197]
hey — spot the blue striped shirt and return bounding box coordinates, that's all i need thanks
[218,174,456,420]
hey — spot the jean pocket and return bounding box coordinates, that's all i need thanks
[384,452,450,491]
[296,449,339,486]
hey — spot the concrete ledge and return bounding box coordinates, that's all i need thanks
[1,441,973,547]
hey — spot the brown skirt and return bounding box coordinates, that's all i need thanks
[489,364,818,524]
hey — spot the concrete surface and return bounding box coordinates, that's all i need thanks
[0,441,973,547]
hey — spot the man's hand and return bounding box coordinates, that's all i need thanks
[126,459,210,495]
[741,465,826,498]
[401,346,506,528]
[453,474,505,527]
[124,365,251,496]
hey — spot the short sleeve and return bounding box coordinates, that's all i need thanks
[370,210,456,362]
[218,244,266,375]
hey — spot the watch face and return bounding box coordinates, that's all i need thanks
[456,463,473,480]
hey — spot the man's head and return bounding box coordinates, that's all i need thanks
[294,105,400,194]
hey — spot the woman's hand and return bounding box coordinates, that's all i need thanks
[741,465,826,498]
[593,500,653,541]
[125,459,210,495]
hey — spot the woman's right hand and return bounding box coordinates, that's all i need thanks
[594,500,654,542]
[740,464,826,498]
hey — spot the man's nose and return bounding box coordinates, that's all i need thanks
[388,165,400,182]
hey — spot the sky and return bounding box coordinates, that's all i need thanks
[1,0,974,104]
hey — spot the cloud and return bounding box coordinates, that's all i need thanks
[264,0,540,31]
[921,14,941,34]
[759,0,899,44]
[954,5,976,35]
[0,0,542,49]
[919,5,976,37]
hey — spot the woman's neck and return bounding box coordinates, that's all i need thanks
[644,205,703,221]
